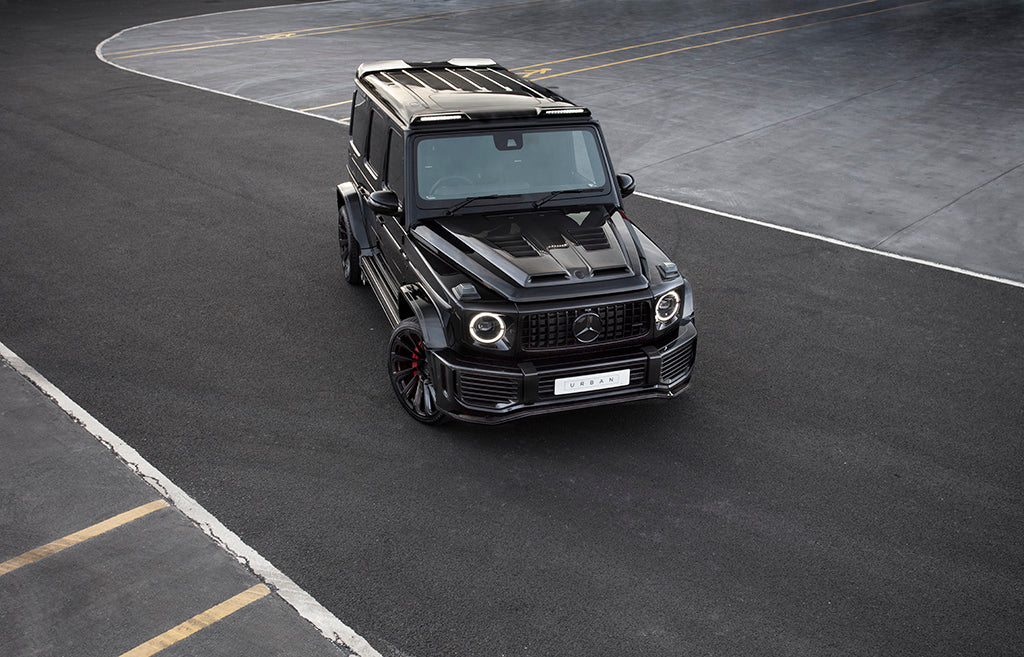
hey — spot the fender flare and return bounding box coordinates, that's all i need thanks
[400,283,449,349]
[336,182,376,251]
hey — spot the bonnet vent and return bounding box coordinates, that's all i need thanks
[489,234,538,258]
[567,226,611,251]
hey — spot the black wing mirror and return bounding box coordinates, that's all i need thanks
[368,190,401,216]
[617,173,636,198]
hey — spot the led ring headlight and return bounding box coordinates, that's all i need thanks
[655,291,681,323]
[469,312,506,344]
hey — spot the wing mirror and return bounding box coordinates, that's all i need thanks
[617,173,636,198]
[368,190,401,216]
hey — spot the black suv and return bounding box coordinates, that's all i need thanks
[337,59,696,424]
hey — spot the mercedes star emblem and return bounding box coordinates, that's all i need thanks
[573,312,603,343]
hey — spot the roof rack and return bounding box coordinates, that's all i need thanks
[355,59,588,126]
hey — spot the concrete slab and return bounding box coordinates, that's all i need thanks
[0,355,355,657]
[97,0,1024,284]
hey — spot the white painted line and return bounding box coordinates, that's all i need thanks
[95,14,1021,290]
[637,192,1024,290]
[94,1,346,126]
[0,341,381,657]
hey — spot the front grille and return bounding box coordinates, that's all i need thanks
[455,371,520,408]
[537,362,647,398]
[660,340,695,383]
[521,301,651,350]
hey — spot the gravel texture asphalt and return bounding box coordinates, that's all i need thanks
[2,2,1022,656]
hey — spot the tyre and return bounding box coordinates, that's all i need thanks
[338,206,361,285]
[387,318,448,424]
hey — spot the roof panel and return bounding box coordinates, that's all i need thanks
[356,59,585,126]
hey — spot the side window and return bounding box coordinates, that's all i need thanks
[350,91,370,156]
[367,110,389,177]
[386,129,405,202]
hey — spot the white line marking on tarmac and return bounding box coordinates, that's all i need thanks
[94,1,347,126]
[637,192,1024,290]
[96,4,1021,289]
[0,341,381,657]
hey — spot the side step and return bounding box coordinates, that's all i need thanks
[359,254,401,328]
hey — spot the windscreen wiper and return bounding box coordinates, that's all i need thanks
[532,188,595,209]
[445,194,504,216]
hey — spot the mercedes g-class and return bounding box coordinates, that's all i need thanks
[337,58,696,424]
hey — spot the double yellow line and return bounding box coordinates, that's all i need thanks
[105,0,936,114]
[304,0,933,112]
[514,0,934,80]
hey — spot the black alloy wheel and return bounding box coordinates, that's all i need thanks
[387,318,448,424]
[338,206,361,285]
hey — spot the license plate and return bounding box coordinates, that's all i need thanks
[554,368,631,396]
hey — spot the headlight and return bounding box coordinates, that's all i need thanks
[469,312,506,344]
[655,290,681,323]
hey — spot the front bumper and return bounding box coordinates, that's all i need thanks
[429,321,697,424]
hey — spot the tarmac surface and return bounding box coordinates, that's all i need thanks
[2,1,1023,657]
[0,350,350,657]
[96,0,1024,284]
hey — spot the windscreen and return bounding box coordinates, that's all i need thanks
[415,127,609,201]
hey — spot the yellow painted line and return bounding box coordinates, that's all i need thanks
[533,1,935,81]
[302,99,352,112]
[299,1,887,115]
[0,500,169,576]
[294,1,879,115]
[119,584,271,657]
[512,0,880,72]
[106,0,552,59]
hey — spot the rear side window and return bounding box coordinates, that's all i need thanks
[367,110,388,176]
[350,91,370,156]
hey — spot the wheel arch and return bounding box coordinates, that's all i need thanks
[399,283,449,349]
[336,182,375,250]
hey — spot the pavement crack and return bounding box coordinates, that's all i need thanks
[872,159,1024,249]
[633,58,971,175]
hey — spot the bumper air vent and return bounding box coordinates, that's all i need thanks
[456,371,520,408]
[660,340,695,383]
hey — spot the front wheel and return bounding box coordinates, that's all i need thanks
[387,318,448,424]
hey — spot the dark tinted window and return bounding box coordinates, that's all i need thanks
[350,91,370,156]
[415,127,608,201]
[367,110,388,176]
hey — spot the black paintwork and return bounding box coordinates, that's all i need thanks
[338,59,697,423]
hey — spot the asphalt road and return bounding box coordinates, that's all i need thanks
[2,1,1023,656]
